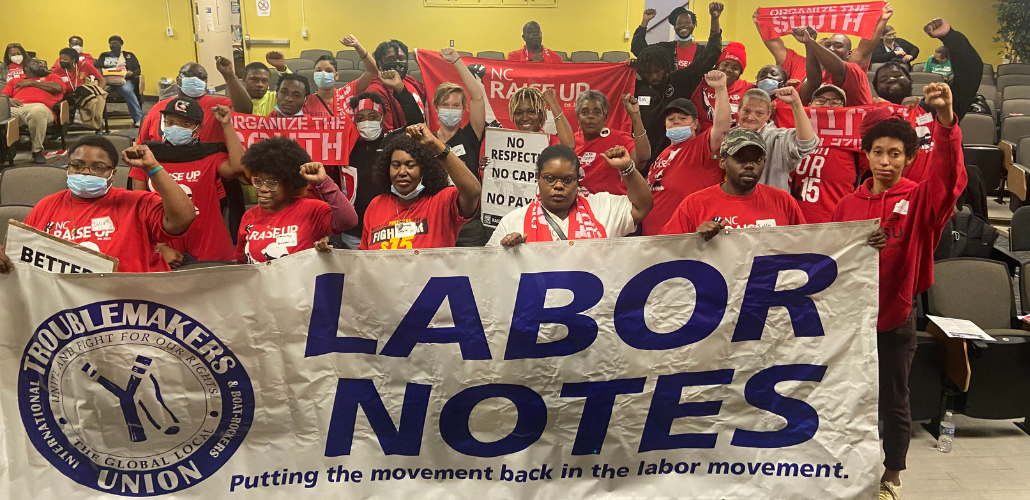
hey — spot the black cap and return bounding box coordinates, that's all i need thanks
[160,97,204,123]
[663,98,698,119]
[668,7,694,26]
[108,35,124,44]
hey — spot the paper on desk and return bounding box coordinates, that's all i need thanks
[927,315,996,341]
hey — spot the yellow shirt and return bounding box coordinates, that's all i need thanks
[252,91,278,116]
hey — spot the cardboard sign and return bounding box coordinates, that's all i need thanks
[4,220,118,273]
[481,128,550,227]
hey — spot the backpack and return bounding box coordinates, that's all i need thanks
[968,94,992,116]
[947,212,999,258]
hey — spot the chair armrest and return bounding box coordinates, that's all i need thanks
[5,116,19,147]
[138,74,145,95]
[54,101,69,125]
[0,95,9,121]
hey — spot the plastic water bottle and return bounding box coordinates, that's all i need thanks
[937,411,955,453]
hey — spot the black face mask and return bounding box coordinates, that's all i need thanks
[109,45,121,53]
[383,62,407,78]
[60,62,75,70]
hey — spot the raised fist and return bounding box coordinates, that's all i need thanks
[705,70,727,89]
[924,18,951,39]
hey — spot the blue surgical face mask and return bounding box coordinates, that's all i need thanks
[67,174,112,199]
[675,33,695,43]
[314,71,336,89]
[438,108,463,127]
[666,126,694,144]
[391,182,425,201]
[179,76,207,98]
[756,78,781,94]
[163,125,197,146]
[274,105,304,117]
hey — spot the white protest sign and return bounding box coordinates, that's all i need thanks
[4,220,118,274]
[481,127,549,227]
[0,221,881,499]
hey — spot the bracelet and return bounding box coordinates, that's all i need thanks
[632,130,647,139]
[147,165,164,177]
[358,51,368,59]
[619,162,637,177]
[452,58,463,65]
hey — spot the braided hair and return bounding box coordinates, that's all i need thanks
[636,45,675,82]
[508,86,546,123]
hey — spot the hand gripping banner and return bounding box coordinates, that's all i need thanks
[0,222,881,499]
[755,2,886,41]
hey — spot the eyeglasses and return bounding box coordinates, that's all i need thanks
[67,162,115,175]
[540,174,577,186]
[251,177,280,191]
[811,97,844,106]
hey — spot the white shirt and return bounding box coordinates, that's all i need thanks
[486,192,637,246]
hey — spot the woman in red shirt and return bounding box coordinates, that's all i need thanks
[508,87,575,148]
[574,91,651,195]
[236,136,358,263]
[1,43,27,86]
[0,136,196,274]
[360,123,481,250]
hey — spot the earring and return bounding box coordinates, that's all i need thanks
[600,127,610,137]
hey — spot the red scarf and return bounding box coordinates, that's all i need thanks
[523,195,607,242]
[519,46,559,62]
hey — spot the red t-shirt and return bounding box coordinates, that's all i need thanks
[1,74,64,120]
[24,189,171,273]
[305,82,360,121]
[791,146,860,224]
[5,63,24,82]
[782,49,872,106]
[676,44,699,69]
[235,198,332,263]
[575,129,636,195]
[52,61,104,93]
[137,95,232,144]
[690,79,756,132]
[507,46,564,63]
[360,186,471,250]
[660,183,806,234]
[643,128,722,235]
[129,153,234,261]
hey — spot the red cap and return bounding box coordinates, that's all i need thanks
[859,105,908,137]
[718,42,747,73]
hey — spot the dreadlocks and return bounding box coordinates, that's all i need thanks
[508,86,546,122]
[636,44,675,82]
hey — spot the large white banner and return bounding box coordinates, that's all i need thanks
[0,222,881,499]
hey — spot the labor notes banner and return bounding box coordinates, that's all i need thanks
[0,221,881,499]
[230,113,357,165]
[481,128,550,227]
[416,49,636,135]
[754,2,886,41]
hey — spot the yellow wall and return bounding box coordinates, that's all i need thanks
[0,0,196,96]
[0,0,1006,97]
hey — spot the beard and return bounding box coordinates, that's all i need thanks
[877,82,912,105]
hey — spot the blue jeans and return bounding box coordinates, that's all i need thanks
[111,80,144,124]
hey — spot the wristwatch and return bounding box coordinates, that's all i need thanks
[436,144,452,160]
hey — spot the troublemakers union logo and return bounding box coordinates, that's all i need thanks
[18,300,255,496]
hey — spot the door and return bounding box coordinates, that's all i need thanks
[238,0,292,65]
[645,0,691,45]
[192,0,235,88]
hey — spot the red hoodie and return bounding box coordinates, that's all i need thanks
[831,120,967,331]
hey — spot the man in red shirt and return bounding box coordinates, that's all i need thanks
[365,40,427,132]
[137,58,253,144]
[0,136,196,274]
[690,42,754,132]
[507,22,564,63]
[661,127,805,236]
[831,83,965,500]
[643,71,732,235]
[53,48,105,95]
[1,58,64,164]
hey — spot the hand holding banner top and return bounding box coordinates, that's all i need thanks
[754,1,886,41]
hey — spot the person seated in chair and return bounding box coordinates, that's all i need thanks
[1,58,64,164]
[53,48,105,97]
[95,35,143,126]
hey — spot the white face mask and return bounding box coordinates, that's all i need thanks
[72,45,83,54]
[357,120,383,141]
[10,55,23,65]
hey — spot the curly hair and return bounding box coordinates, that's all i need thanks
[373,40,410,66]
[373,136,450,196]
[276,73,310,95]
[636,45,674,80]
[575,90,609,118]
[861,118,919,158]
[508,86,545,122]
[241,136,313,191]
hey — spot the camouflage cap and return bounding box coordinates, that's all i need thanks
[720,127,766,156]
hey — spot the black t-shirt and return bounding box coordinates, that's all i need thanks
[344,132,398,238]
[443,122,484,179]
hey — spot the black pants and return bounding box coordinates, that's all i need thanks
[878,303,918,472]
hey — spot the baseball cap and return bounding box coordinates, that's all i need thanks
[814,84,847,105]
[160,96,204,123]
[663,98,698,119]
[721,128,767,156]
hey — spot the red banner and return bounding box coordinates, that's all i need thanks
[755,2,885,41]
[774,103,910,151]
[415,49,636,134]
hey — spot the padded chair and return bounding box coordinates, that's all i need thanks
[407,60,420,73]
[1010,206,1030,251]
[300,49,332,62]
[911,72,945,86]
[554,51,569,62]
[476,51,505,60]
[337,69,364,84]
[456,51,473,57]
[1002,98,1030,119]
[1001,116,1030,145]
[927,258,1030,424]
[911,62,925,73]
[0,166,68,205]
[1004,85,1030,101]
[601,51,630,63]
[0,96,18,168]
[336,50,361,66]
[296,69,316,94]
[869,62,886,73]
[333,81,350,90]
[175,260,234,271]
[0,204,33,243]
[409,70,422,83]
[19,101,70,150]
[981,74,996,87]
[333,59,355,71]
[959,114,996,145]
[997,75,1030,96]
[984,63,995,77]
[979,85,998,105]
[998,64,1030,76]
[113,166,130,191]
[570,51,599,63]
[1021,262,1030,314]
[964,146,1005,196]
[284,58,315,71]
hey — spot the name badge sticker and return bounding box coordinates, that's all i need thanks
[394,222,417,239]
[638,96,651,106]
[91,217,115,232]
[580,152,597,165]
[450,144,467,157]
[916,113,934,126]
[276,232,298,248]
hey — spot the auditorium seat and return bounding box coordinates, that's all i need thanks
[1004,85,1030,101]
[0,204,32,242]
[456,51,473,57]
[998,63,1030,76]
[997,75,1030,98]
[284,58,315,71]
[554,51,569,62]
[959,114,996,145]
[477,51,505,60]
[1002,99,1030,122]
[601,51,631,63]
[912,62,925,72]
[1021,262,1030,314]
[0,96,19,168]
[981,74,996,87]
[1010,206,1030,251]
[911,72,945,86]
[979,84,998,106]
[984,63,995,77]
[334,60,355,70]
[337,69,363,83]
[407,60,420,73]
[570,51,599,62]
[336,50,361,66]
[410,70,422,83]
[0,166,68,206]
[963,146,1005,196]
[1001,117,1030,148]
[869,62,885,73]
[300,49,332,62]
[297,69,316,94]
